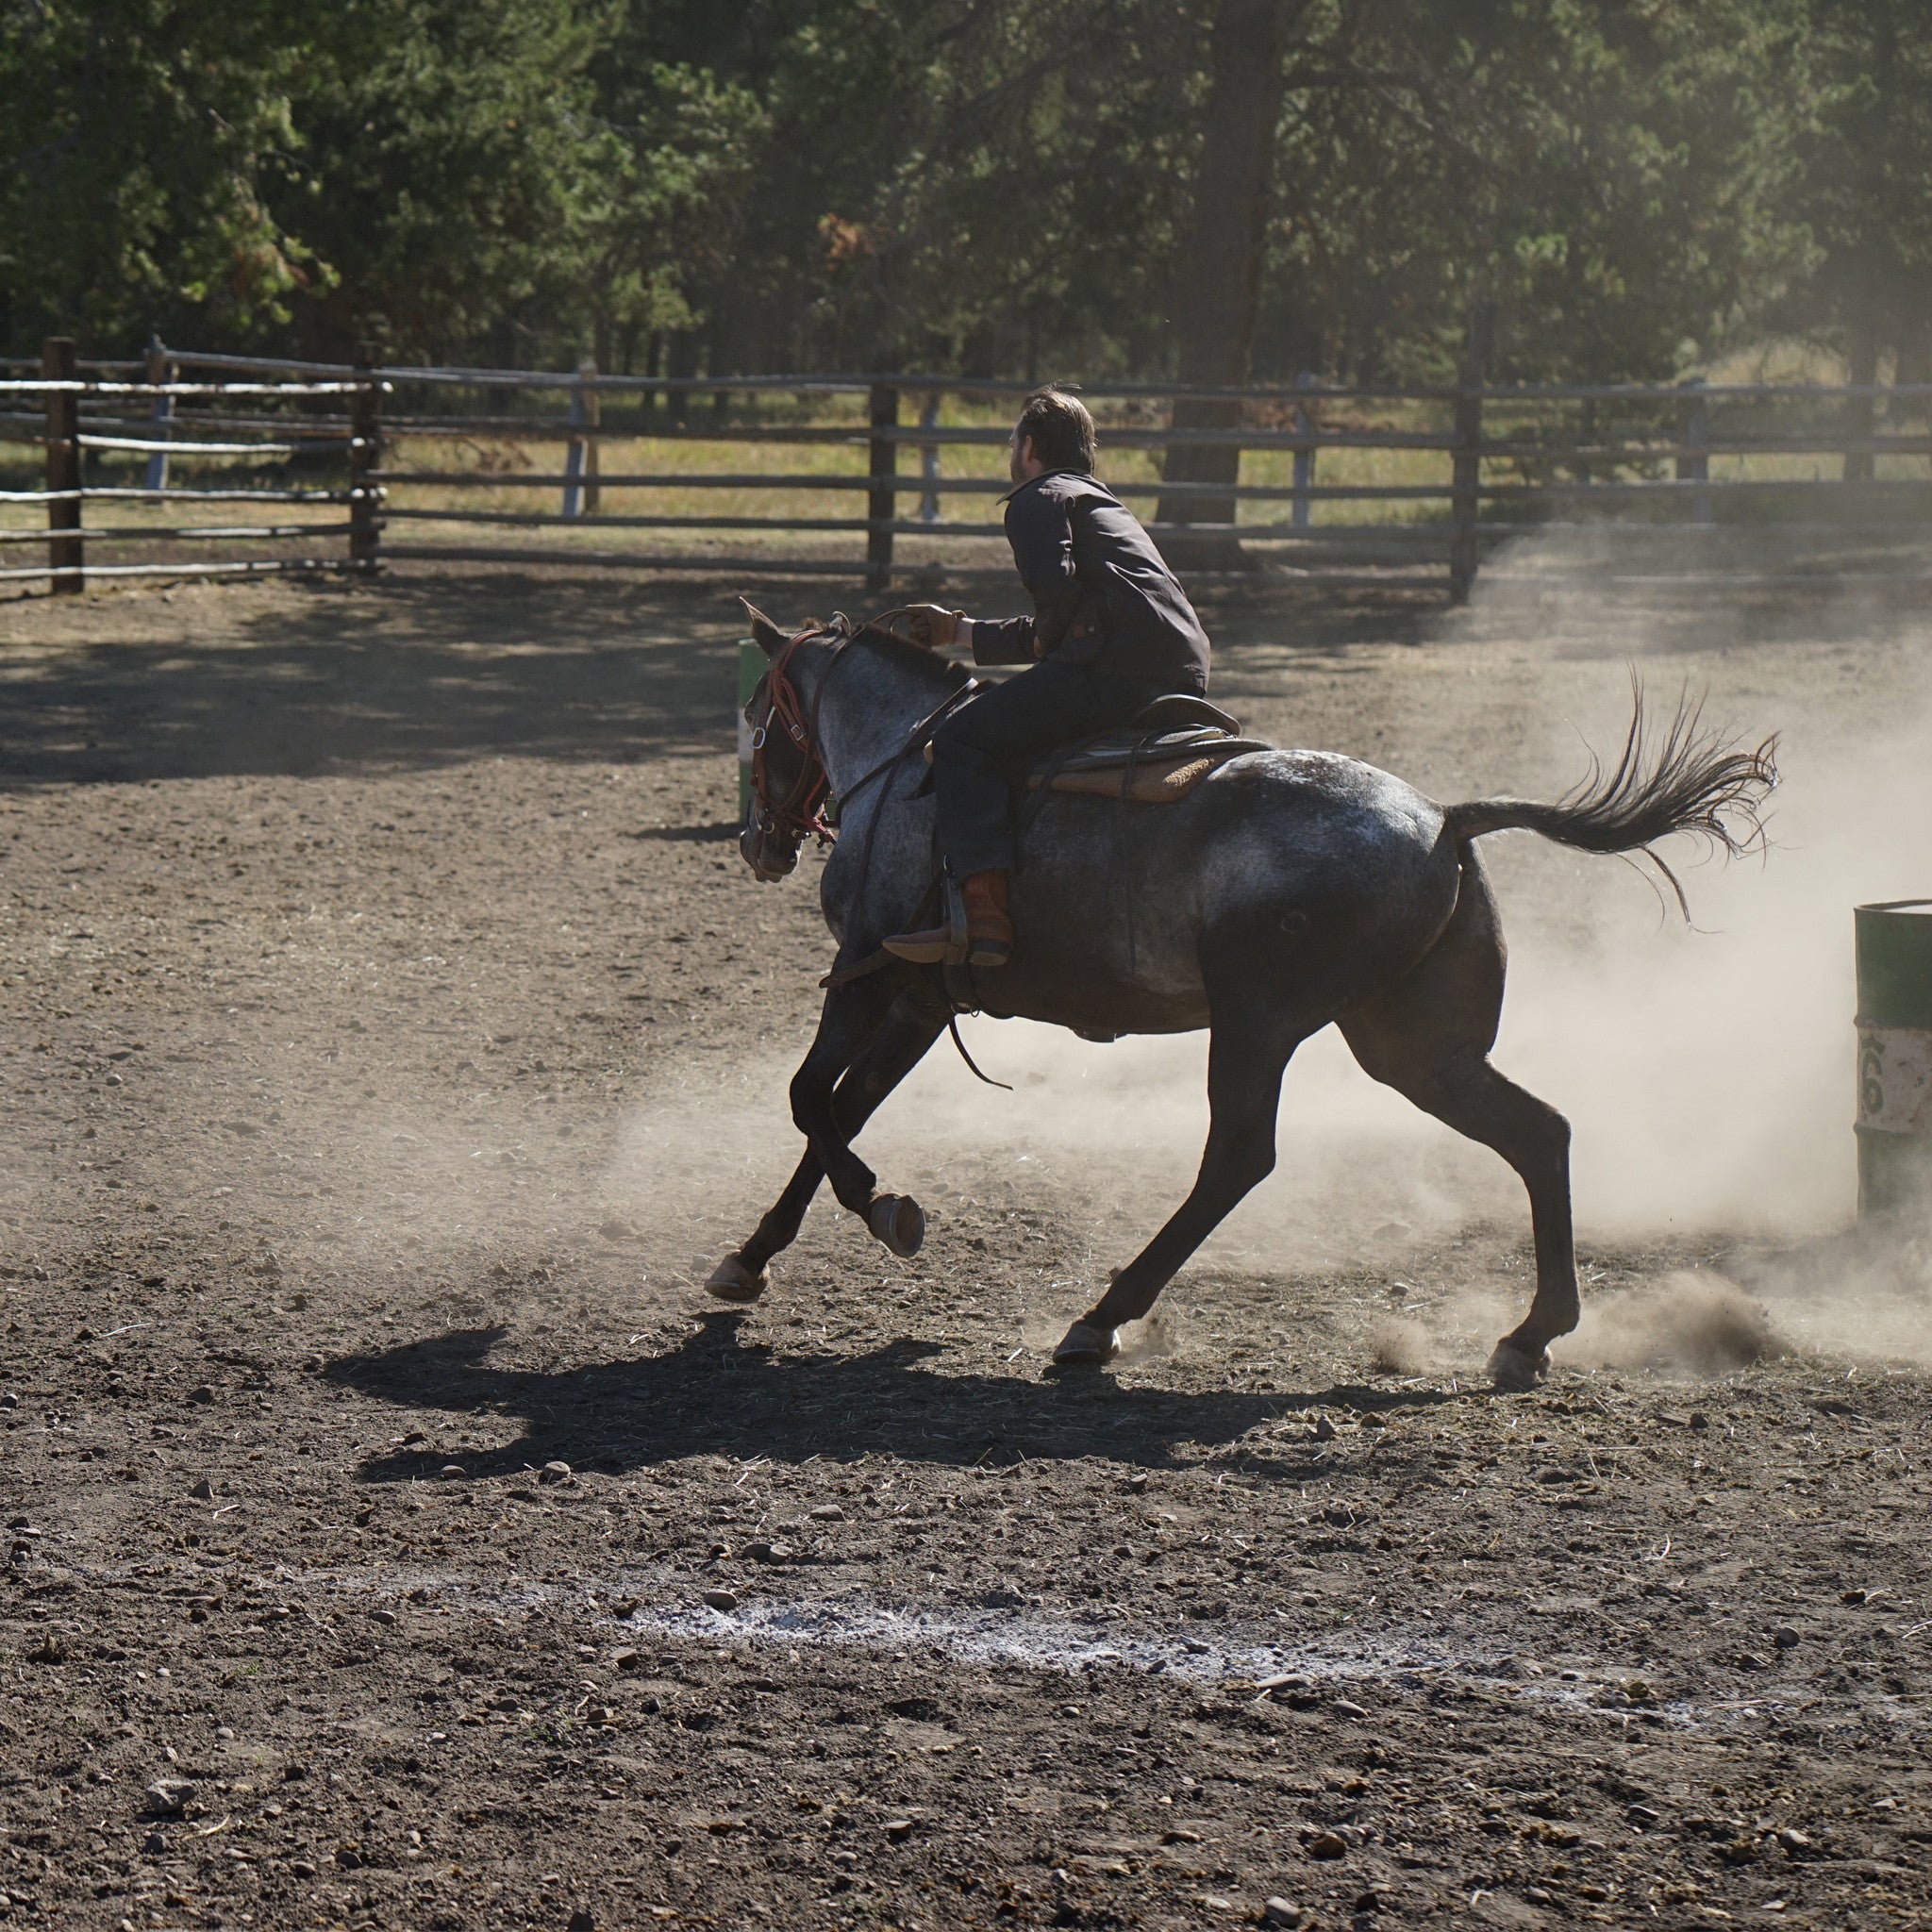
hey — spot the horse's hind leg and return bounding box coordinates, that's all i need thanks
[1060,1002,1307,1364]
[1339,851,1576,1391]
[708,991,947,1299]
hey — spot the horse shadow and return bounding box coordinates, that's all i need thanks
[326,1312,1454,1485]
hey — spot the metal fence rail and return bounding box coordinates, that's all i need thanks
[7,335,1931,598]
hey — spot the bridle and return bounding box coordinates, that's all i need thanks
[744,609,976,863]
[740,611,1006,1089]
[746,625,841,848]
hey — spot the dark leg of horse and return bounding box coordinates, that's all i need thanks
[707,991,948,1300]
[1339,848,1576,1391]
[1059,1001,1307,1363]
[787,974,936,1257]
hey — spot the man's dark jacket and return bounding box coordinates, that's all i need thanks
[969,471,1211,694]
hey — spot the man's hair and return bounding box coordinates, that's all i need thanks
[1015,386,1097,474]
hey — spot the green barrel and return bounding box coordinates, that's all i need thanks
[737,639,762,819]
[1855,899,1932,1222]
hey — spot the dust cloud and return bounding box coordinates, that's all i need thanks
[1569,1272,1786,1374]
[1368,1317,1431,1377]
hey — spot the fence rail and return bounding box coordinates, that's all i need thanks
[6,336,1931,599]
[0,337,379,593]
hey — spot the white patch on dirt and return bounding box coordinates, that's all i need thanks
[620,1589,1507,1685]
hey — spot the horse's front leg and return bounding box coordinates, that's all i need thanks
[790,974,935,1257]
[708,989,948,1300]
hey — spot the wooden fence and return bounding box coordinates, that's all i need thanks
[0,339,380,593]
[7,336,1932,601]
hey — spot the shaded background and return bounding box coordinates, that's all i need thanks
[4,0,1929,400]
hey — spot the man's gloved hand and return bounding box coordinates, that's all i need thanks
[902,605,966,652]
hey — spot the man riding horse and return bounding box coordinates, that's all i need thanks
[883,386,1213,968]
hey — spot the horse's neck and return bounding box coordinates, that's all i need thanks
[813,648,953,792]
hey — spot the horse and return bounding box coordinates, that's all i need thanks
[710,606,1775,1391]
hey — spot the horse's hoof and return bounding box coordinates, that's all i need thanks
[705,1254,769,1304]
[1051,1320,1120,1368]
[867,1193,925,1258]
[1487,1339,1551,1391]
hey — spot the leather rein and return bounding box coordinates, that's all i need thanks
[743,612,1009,1092]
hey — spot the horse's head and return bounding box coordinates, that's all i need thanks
[737,599,970,883]
[738,602,834,883]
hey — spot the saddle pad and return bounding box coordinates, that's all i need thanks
[1027,743,1260,805]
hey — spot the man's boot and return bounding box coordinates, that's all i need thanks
[960,868,1014,966]
[883,868,1015,967]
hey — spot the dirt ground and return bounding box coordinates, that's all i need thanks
[2,558,1929,1932]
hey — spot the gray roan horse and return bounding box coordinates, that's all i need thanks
[713,606,1775,1391]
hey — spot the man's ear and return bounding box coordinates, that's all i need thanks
[739,596,790,658]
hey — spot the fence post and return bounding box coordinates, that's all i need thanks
[143,335,175,492]
[1291,371,1317,530]
[1843,320,1877,484]
[348,341,383,570]
[1842,392,1875,482]
[1448,302,1492,605]
[563,356,599,517]
[867,381,899,591]
[667,331,696,425]
[42,337,82,596]
[1674,376,1711,525]
[584,358,601,515]
[1448,385,1482,603]
[918,391,941,523]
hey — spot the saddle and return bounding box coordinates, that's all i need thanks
[1025,694,1273,805]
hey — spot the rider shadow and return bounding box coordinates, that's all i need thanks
[329,1312,1455,1485]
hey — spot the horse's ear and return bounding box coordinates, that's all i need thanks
[740,596,789,658]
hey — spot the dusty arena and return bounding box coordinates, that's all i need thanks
[2,553,1930,1931]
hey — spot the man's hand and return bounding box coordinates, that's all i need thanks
[903,605,965,652]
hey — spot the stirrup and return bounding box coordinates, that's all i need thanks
[882,925,951,965]
[883,874,974,966]
[941,873,971,967]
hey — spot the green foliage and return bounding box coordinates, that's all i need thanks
[1769,0,1932,369]
[1261,0,1812,381]
[583,59,766,344]
[0,0,337,346]
[878,1,1211,376]
[0,0,1925,383]
[283,0,628,358]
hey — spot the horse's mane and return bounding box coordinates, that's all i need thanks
[818,615,973,693]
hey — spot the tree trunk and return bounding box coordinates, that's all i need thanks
[1155,0,1304,570]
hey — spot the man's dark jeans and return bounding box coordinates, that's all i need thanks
[930,655,1159,878]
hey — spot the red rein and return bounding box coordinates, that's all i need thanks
[748,630,837,845]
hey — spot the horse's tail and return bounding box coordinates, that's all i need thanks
[1443,681,1778,918]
